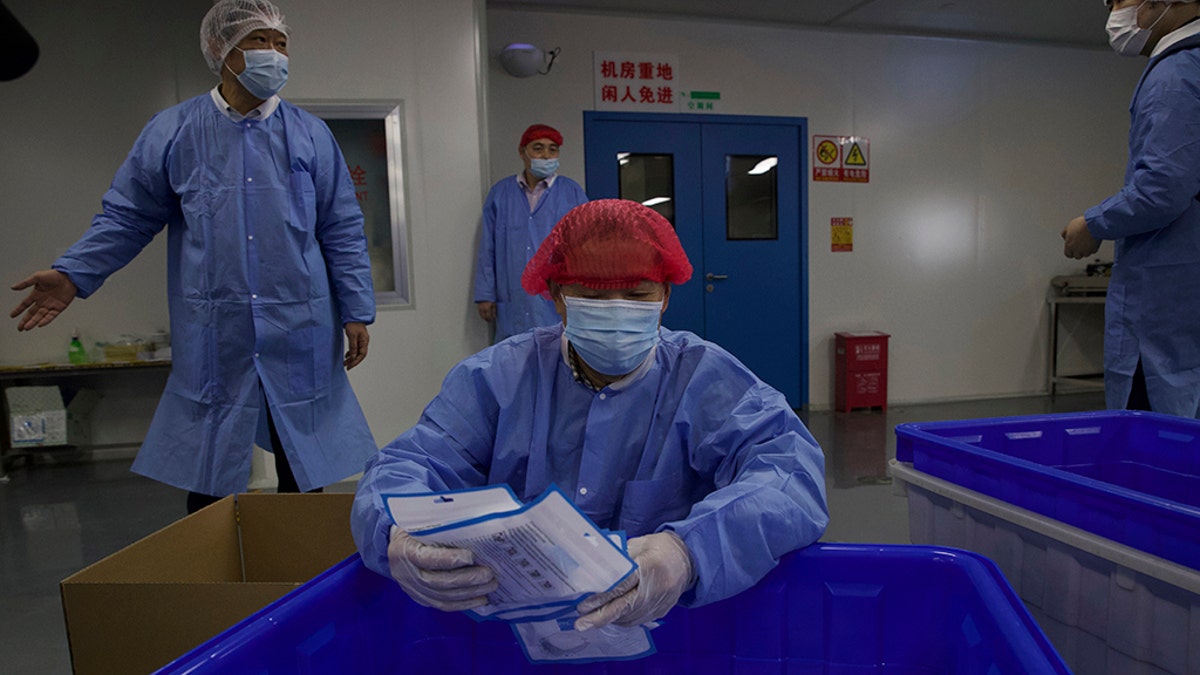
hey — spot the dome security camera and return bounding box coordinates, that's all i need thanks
[499,43,559,78]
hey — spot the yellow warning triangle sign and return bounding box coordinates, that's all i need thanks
[845,143,866,166]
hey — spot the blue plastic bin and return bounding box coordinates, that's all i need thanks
[896,410,1200,571]
[157,544,1067,674]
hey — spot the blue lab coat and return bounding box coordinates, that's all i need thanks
[53,94,377,495]
[1086,34,1200,417]
[351,325,829,608]
[473,175,588,341]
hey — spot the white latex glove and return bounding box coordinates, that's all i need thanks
[573,531,695,631]
[387,526,498,611]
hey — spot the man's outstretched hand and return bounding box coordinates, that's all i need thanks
[11,270,77,331]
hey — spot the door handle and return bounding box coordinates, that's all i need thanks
[706,273,729,281]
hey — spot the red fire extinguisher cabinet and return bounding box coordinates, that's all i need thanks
[835,332,890,412]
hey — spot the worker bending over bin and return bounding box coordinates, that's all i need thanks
[352,199,828,630]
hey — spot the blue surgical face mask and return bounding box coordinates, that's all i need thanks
[231,47,289,99]
[563,296,663,376]
[529,157,559,179]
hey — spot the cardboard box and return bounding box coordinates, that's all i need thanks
[60,492,357,675]
[64,388,100,447]
[5,385,100,448]
[7,385,67,446]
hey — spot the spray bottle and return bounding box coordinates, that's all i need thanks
[68,331,89,365]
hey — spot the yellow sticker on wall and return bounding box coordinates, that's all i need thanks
[832,217,853,252]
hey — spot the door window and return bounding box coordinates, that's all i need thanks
[725,155,778,240]
[618,153,676,225]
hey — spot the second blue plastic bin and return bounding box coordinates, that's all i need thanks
[896,410,1200,571]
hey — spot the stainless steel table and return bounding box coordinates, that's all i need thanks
[1047,275,1107,396]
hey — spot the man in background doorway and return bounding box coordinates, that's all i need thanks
[9,0,377,512]
[1063,0,1200,417]
[474,124,588,342]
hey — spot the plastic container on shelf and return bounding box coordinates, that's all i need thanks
[156,544,1068,674]
[147,330,171,360]
[892,410,1200,675]
[99,335,147,362]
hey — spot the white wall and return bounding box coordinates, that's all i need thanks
[284,0,490,445]
[0,0,210,445]
[0,0,1148,457]
[1,0,490,450]
[486,8,1144,408]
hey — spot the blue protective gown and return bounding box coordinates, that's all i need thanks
[473,175,588,341]
[53,94,377,495]
[1085,34,1200,418]
[351,325,829,608]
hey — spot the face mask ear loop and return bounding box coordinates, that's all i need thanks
[223,45,250,80]
[1145,1,1172,33]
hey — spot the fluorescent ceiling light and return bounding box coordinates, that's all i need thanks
[748,157,777,175]
[642,197,671,207]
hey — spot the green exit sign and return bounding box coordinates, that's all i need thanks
[685,90,720,111]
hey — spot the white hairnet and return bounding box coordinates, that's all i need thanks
[200,0,289,75]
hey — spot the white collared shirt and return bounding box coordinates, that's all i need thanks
[1152,19,1200,57]
[517,171,557,211]
[209,86,281,122]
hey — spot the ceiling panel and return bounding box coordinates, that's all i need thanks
[491,0,1113,49]
[837,0,1108,48]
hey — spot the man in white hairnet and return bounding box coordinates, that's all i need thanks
[9,0,377,513]
[1064,0,1200,417]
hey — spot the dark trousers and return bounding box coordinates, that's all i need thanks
[1126,359,1152,412]
[186,408,322,514]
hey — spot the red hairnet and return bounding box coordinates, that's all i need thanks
[522,199,693,297]
[519,124,563,148]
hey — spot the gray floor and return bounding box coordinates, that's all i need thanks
[0,391,1105,674]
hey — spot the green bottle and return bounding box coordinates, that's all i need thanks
[68,333,89,365]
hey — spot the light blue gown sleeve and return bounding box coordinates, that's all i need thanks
[351,355,501,577]
[565,178,589,209]
[1086,69,1200,240]
[662,382,829,607]
[310,120,375,324]
[52,116,178,298]
[473,184,500,303]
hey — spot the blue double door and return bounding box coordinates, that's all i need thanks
[583,112,808,407]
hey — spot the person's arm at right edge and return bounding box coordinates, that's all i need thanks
[1086,79,1200,241]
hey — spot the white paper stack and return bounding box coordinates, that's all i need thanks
[385,484,657,663]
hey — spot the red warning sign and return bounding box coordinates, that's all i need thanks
[812,135,870,183]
